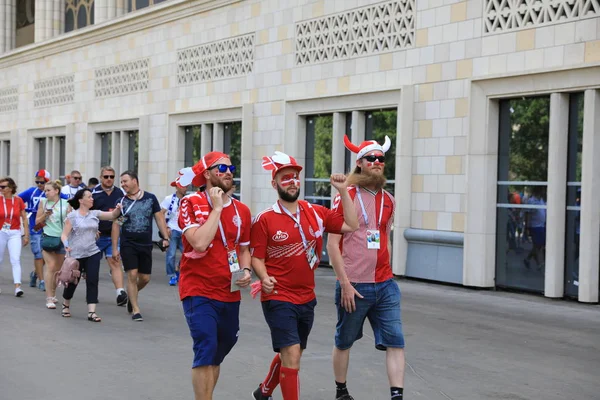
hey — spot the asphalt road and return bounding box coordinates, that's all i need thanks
[1,250,599,400]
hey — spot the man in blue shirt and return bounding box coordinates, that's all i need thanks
[18,170,52,290]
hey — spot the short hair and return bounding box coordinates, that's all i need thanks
[67,188,91,210]
[45,180,63,191]
[120,170,139,184]
[70,170,81,176]
[0,177,17,194]
[100,166,115,175]
[88,177,99,186]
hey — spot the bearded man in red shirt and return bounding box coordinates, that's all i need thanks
[250,151,359,400]
[176,151,253,400]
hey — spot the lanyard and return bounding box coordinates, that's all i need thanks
[167,194,179,221]
[3,196,15,224]
[206,193,240,250]
[356,188,384,229]
[119,193,140,216]
[279,202,309,251]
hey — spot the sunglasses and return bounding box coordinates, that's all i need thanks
[72,176,82,180]
[208,164,236,174]
[103,175,115,179]
[35,181,46,185]
[0,185,7,189]
[363,155,386,163]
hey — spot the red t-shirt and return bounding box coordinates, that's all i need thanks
[0,196,25,230]
[251,200,345,304]
[332,186,395,283]
[177,192,252,302]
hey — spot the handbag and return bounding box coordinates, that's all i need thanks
[42,233,62,252]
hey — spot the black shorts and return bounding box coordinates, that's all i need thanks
[261,298,317,352]
[121,245,153,275]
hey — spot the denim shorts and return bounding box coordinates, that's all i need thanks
[96,235,118,258]
[335,278,405,351]
[30,234,43,259]
[262,298,317,352]
[182,296,240,368]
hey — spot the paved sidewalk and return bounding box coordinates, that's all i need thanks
[0,250,599,400]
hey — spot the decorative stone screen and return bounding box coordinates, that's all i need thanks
[177,34,255,85]
[295,0,415,65]
[34,75,75,108]
[94,58,150,98]
[484,0,600,34]
[0,87,18,113]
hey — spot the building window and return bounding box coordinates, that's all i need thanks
[128,131,138,172]
[127,0,168,12]
[305,115,333,208]
[0,139,10,176]
[100,132,111,167]
[564,92,584,297]
[365,109,397,195]
[36,136,66,183]
[65,0,95,33]
[495,96,550,294]
[223,122,242,198]
[97,130,138,175]
[184,125,202,167]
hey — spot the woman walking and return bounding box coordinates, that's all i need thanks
[35,181,70,309]
[0,177,29,296]
[60,189,121,322]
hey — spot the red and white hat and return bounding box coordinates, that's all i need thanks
[170,178,187,188]
[177,151,229,187]
[344,135,391,160]
[262,151,303,179]
[35,169,51,182]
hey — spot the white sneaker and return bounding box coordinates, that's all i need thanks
[15,287,23,297]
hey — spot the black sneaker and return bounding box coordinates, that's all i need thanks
[126,299,133,314]
[116,290,128,306]
[252,384,273,400]
[336,394,354,400]
[132,313,143,321]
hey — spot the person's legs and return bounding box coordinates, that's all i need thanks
[165,232,177,276]
[83,252,102,321]
[98,236,125,293]
[29,234,44,287]
[7,230,23,289]
[126,269,140,313]
[43,250,64,306]
[279,345,302,400]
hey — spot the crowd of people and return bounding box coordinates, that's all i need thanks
[0,135,406,400]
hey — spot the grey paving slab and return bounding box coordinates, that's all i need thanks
[1,250,599,400]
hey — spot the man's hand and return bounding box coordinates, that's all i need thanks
[112,249,121,262]
[235,269,252,288]
[22,236,30,247]
[340,281,364,313]
[330,173,348,192]
[208,187,224,211]
[261,276,277,294]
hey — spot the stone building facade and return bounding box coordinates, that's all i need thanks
[0,0,599,302]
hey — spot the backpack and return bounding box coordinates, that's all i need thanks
[55,254,81,288]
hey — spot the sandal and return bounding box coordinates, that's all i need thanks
[61,303,71,318]
[88,312,102,323]
[46,297,56,309]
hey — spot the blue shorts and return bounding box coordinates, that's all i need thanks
[96,235,118,257]
[182,296,240,368]
[30,234,43,259]
[262,298,317,353]
[335,278,405,351]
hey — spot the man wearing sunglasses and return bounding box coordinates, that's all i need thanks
[61,170,85,199]
[327,136,406,400]
[250,151,359,400]
[18,170,60,291]
[176,151,252,400]
[91,166,128,307]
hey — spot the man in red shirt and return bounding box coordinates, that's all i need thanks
[250,151,359,400]
[176,151,252,400]
[327,136,405,400]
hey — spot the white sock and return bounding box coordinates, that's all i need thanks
[116,288,125,296]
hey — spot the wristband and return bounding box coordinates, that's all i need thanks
[243,267,252,274]
[63,240,69,248]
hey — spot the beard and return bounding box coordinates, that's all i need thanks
[277,184,300,202]
[346,167,387,191]
[209,175,233,193]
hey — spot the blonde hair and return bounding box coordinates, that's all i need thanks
[45,180,63,191]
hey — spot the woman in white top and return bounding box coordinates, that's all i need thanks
[35,180,71,309]
[60,188,121,322]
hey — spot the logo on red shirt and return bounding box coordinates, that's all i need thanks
[232,215,242,227]
[272,230,289,242]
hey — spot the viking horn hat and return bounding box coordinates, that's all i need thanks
[343,135,391,160]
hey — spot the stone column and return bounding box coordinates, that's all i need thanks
[96,0,128,24]
[578,89,600,303]
[331,112,346,203]
[35,0,64,42]
[0,0,17,53]
[545,93,569,298]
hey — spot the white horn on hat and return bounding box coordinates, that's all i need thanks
[382,136,391,153]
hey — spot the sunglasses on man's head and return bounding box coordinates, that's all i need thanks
[363,155,386,163]
[208,164,236,174]
[35,181,45,185]
[103,175,115,179]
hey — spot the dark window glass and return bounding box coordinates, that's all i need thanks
[38,138,46,169]
[344,112,353,173]
[6,141,10,176]
[495,96,550,294]
[128,131,139,173]
[184,126,201,167]
[223,122,242,199]
[77,4,88,28]
[305,115,333,208]
[365,109,397,195]
[100,133,112,167]
[65,9,75,32]
[136,0,150,10]
[58,136,66,182]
